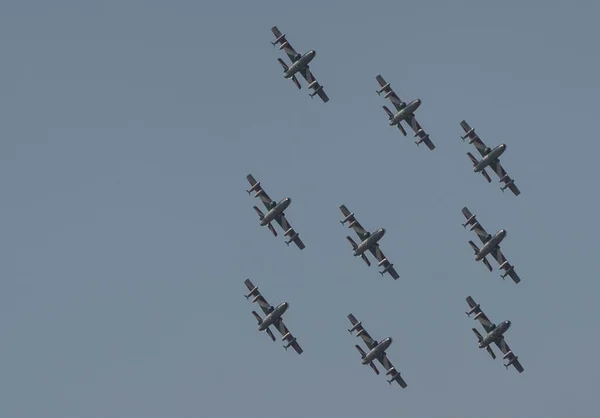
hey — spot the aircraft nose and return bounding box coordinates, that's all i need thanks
[501,229,507,237]
[380,228,386,235]
[501,143,507,150]
[283,302,289,309]
[388,337,393,344]
[310,50,316,57]
[286,197,292,204]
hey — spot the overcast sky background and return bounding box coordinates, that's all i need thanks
[2,1,599,417]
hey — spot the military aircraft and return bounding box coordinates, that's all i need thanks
[375,74,435,150]
[465,296,524,373]
[347,313,407,387]
[244,279,303,354]
[270,26,329,103]
[460,120,520,196]
[461,207,521,283]
[246,174,305,249]
[339,205,399,280]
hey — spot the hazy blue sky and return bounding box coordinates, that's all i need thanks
[2,1,599,417]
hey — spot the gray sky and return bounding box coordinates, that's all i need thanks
[2,1,599,417]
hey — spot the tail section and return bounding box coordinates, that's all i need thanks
[382,105,394,119]
[277,58,289,72]
[467,152,479,166]
[291,75,301,89]
[355,344,366,359]
[252,310,263,325]
[346,236,358,250]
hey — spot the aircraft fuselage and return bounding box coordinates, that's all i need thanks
[284,50,316,79]
[354,228,386,256]
[261,197,291,226]
[362,337,393,364]
[259,302,289,330]
[479,320,511,348]
[475,229,507,261]
[474,144,507,172]
[389,99,421,126]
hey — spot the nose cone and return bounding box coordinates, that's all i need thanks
[283,302,289,309]
[416,99,422,106]
[500,229,507,238]
[500,143,507,151]
[387,337,393,345]
[379,228,386,236]
[309,50,316,57]
[286,197,292,204]
[505,320,511,328]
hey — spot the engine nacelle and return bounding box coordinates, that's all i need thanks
[246,182,261,194]
[308,81,319,89]
[499,261,511,270]
[254,189,264,198]
[252,294,262,303]
[379,263,394,275]
[385,367,397,376]
[501,266,515,278]
[309,86,323,97]
[501,179,515,190]
[461,128,475,140]
[469,222,480,231]
[462,214,477,228]
[377,258,389,267]
[474,312,484,320]
[356,329,367,338]
[348,220,359,229]
[502,350,514,359]
[504,356,518,368]
[384,90,395,100]
[340,213,354,224]
[348,321,362,333]
[283,228,294,237]
[282,332,292,341]
[245,286,259,299]
[271,34,286,45]
[414,129,425,137]
[465,304,480,316]
[376,83,390,94]
[499,174,510,183]
[278,41,290,50]
[285,233,299,246]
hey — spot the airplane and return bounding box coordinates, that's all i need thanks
[460,120,520,196]
[246,174,305,249]
[347,313,407,387]
[461,207,521,284]
[270,26,329,103]
[375,74,435,150]
[339,205,400,280]
[465,296,524,373]
[244,279,303,354]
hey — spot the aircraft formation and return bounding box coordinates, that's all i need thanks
[243,26,524,389]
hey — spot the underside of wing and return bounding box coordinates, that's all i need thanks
[369,245,400,280]
[405,115,435,150]
[273,319,303,354]
[489,161,521,196]
[465,298,495,333]
[274,214,305,249]
[298,67,329,103]
[339,205,369,240]
[375,75,404,111]
[271,26,300,63]
[244,279,272,316]
[246,174,274,209]
[494,338,524,373]
[377,354,407,388]
[460,120,488,156]
[347,314,377,350]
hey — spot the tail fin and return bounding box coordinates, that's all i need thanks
[277,58,289,71]
[355,344,366,358]
[382,105,394,119]
[467,152,479,165]
[481,168,492,183]
[346,236,358,250]
[253,206,265,220]
[252,310,263,325]
[291,75,301,89]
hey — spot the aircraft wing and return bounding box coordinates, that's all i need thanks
[404,114,435,150]
[347,313,378,350]
[489,160,521,196]
[244,279,272,316]
[461,207,491,244]
[368,245,400,280]
[246,174,275,211]
[376,354,408,388]
[460,120,488,157]
[465,296,496,334]
[271,26,300,63]
[488,247,521,284]
[493,337,524,373]
[297,66,329,103]
[339,205,370,241]
[375,74,405,112]
[271,318,303,354]
[273,213,305,250]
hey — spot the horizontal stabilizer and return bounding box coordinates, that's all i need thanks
[277,58,289,71]
[467,152,479,165]
[369,362,380,375]
[486,345,496,359]
[397,123,407,136]
[291,74,301,89]
[346,236,358,250]
[472,328,483,342]
[361,254,371,267]
[481,169,492,183]
[252,310,263,325]
[468,240,480,253]
[253,206,264,219]
[382,105,394,119]
[266,327,276,342]
[267,222,277,237]
[482,257,493,272]
[355,344,366,358]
